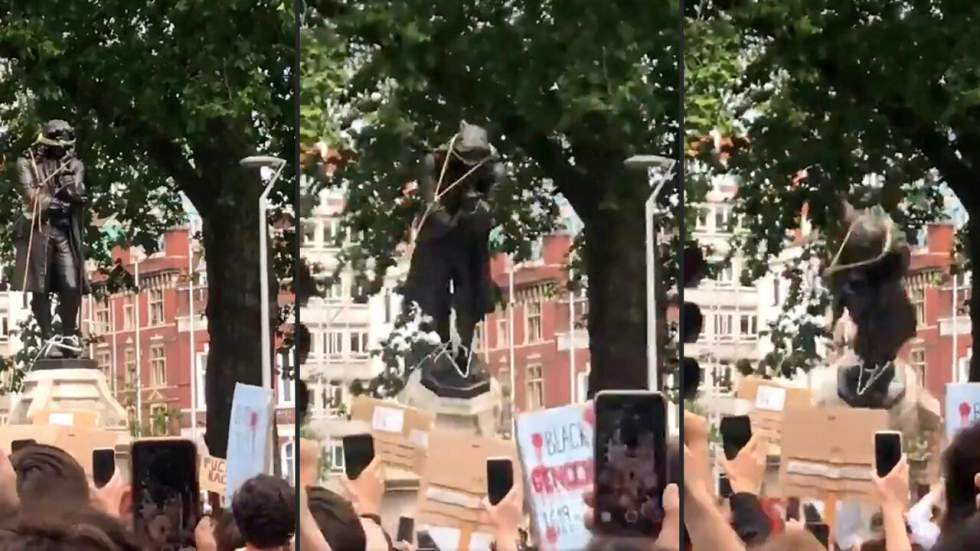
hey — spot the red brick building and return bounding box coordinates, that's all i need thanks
[899,223,972,403]
[481,233,590,415]
[81,227,297,470]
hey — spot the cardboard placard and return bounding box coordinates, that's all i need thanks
[0,424,125,477]
[349,396,435,473]
[225,383,274,502]
[944,383,980,442]
[736,377,813,454]
[200,455,227,494]
[515,404,593,551]
[417,430,520,551]
[32,409,99,428]
[778,407,889,501]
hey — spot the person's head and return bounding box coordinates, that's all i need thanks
[214,509,246,551]
[307,486,366,551]
[933,511,980,551]
[231,475,296,550]
[0,504,139,551]
[942,421,980,531]
[10,444,89,510]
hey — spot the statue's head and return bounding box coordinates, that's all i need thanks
[826,203,916,408]
[37,119,76,159]
[452,121,494,166]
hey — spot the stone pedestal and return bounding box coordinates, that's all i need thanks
[8,361,129,431]
[398,368,503,436]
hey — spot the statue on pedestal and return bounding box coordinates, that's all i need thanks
[813,204,940,436]
[401,122,505,399]
[11,120,90,361]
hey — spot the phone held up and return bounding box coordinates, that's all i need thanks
[875,431,903,478]
[486,457,514,506]
[131,439,200,551]
[593,390,668,539]
[720,415,752,461]
[343,433,375,480]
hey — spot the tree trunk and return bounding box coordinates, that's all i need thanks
[195,163,278,459]
[582,199,650,395]
[968,216,980,383]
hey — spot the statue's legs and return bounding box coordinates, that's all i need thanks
[405,241,454,343]
[30,293,52,342]
[49,225,81,357]
[451,251,478,355]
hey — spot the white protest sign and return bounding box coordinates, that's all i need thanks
[225,383,273,502]
[755,386,787,412]
[515,404,594,551]
[372,406,405,433]
[945,383,980,441]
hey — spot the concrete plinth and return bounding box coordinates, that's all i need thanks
[8,364,129,431]
[397,368,503,437]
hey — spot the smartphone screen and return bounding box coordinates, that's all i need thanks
[93,448,116,488]
[486,457,514,506]
[806,522,830,547]
[131,439,200,551]
[10,439,35,454]
[875,431,902,478]
[594,391,667,538]
[343,433,375,480]
[720,415,752,460]
[396,516,415,544]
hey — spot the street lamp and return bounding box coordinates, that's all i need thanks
[624,154,677,392]
[240,156,287,391]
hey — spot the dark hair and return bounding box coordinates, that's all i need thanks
[942,421,980,531]
[297,380,310,428]
[231,475,296,548]
[933,512,980,551]
[0,505,139,551]
[214,510,245,551]
[307,486,366,551]
[10,444,89,510]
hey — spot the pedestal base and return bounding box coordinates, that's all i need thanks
[8,364,129,431]
[409,342,491,399]
[398,368,503,437]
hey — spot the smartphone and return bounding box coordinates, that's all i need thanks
[396,516,415,544]
[131,439,200,550]
[718,473,732,499]
[10,439,35,454]
[720,415,752,460]
[594,390,667,538]
[342,433,375,480]
[487,457,514,506]
[806,522,830,548]
[875,431,903,478]
[93,448,116,488]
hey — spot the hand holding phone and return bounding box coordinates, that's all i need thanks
[720,415,752,461]
[396,516,415,545]
[806,522,830,548]
[92,448,116,488]
[874,431,903,478]
[131,439,200,550]
[486,458,514,506]
[593,390,667,538]
[342,434,375,480]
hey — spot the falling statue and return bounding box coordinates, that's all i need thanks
[401,121,505,398]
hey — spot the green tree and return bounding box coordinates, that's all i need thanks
[686,2,969,376]
[304,0,681,395]
[0,0,294,457]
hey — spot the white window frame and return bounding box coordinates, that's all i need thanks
[526,301,543,343]
[150,344,167,387]
[149,288,165,326]
[281,440,296,483]
[277,352,295,407]
[527,364,544,410]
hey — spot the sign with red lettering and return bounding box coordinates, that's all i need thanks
[945,383,980,442]
[516,404,593,551]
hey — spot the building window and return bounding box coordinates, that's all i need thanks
[149,404,169,437]
[96,350,112,378]
[322,219,340,246]
[149,289,165,326]
[576,368,590,403]
[326,383,344,416]
[527,364,544,410]
[123,296,135,330]
[150,345,167,386]
[739,315,758,340]
[910,287,926,326]
[325,332,343,358]
[714,313,734,340]
[124,347,136,387]
[526,302,543,343]
[696,208,709,229]
[0,315,9,341]
[95,299,111,333]
[302,221,317,245]
[196,349,208,410]
[329,440,345,473]
[277,353,294,406]
[349,332,369,357]
[910,348,927,384]
[281,441,296,483]
[715,206,730,232]
[497,318,508,349]
[325,277,344,300]
[773,280,781,306]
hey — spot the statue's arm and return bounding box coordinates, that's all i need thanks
[420,153,437,206]
[15,156,50,214]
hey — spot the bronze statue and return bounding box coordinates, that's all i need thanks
[11,120,90,359]
[401,122,505,398]
[813,204,940,437]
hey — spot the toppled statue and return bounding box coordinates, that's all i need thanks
[813,203,940,437]
[401,121,505,398]
[11,120,90,360]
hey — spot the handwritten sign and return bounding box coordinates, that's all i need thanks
[945,383,980,441]
[516,404,594,551]
[225,383,273,502]
[755,386,787,412]
[200,455,227,494]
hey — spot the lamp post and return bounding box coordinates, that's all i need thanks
[239,156,288,391]
[624,155,676,392]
